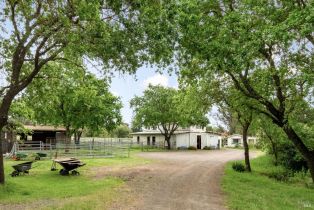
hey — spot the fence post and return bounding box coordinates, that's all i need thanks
[50,143,52,159]
[89,141,92,157]
[92,138,95,158]
[103,138,106,156]
[128,142,130,158]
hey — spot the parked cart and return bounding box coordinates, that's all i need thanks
[51,158,86,175]
[11,161,34,177]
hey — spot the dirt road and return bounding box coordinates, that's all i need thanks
[110,149,259,210]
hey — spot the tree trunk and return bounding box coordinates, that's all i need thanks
[271,141,278,166]
[165,136,171,150]
[0,124,5,184]
[65,126,71,152]
[283,125,314,182]
[74,132,77,144]
[74,131,82,144]
[0,91,17,184]
[242,122,251,172]
[265,132,278,165]
[76,130,82,144]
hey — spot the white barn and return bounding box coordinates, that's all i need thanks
[225,134,258,147]
[132,126,222,149]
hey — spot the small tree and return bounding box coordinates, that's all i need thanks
[214,83,255,172]
[130,85,208,149]
[111,124,132,138]
[23,65,122,144]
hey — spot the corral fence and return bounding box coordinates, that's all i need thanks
[131,141,170,151]
[5,138,133,158]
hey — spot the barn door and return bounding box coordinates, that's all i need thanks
[197,135,201,149]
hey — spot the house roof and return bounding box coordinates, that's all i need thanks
[24,125,66,132]
[131,131,162,135]
[228,134,258,139]
[131,130,221,136]
[228,134,242,138]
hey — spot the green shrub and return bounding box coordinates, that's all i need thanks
[203,146,211,150]
[37,152,47,157]
[306,182,314,189]
[14,152,27,160]
[289,169,310,183]
[233,143,243,149]
[188,146,197,150]
[232,162,245,172]
[277,143,308,172]
[266,168,290,182]
[177,146,188,150]
[28,153,40,160]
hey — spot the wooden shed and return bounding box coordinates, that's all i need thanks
[21,125,67,145]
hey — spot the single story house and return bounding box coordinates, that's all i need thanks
[225,134,258,147]
[131,126,222,149]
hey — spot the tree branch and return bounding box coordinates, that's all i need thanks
[260,45,286,114]
[18,46,65,91]
[10,1,21,42]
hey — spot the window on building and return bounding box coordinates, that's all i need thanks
[152,136,156,145]
[147,136,150,145]
[137,136,140,144]
[232,139,239,144]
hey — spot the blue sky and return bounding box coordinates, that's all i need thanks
[102,66,220,127]
[109,66,178,125]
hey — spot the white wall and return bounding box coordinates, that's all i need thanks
[132,134,175,147]
[226,135,258,147]
[133,132,222,149]
[206,135,220,148]
[176,133,220,149]
[175,133,190,148]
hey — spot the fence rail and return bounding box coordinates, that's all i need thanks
[4,138,132,158]
[54,141,130,158]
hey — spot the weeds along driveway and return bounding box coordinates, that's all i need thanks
[110,149,260,210]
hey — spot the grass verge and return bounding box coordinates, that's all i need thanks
[0,155,150,209]
[222,155,314,210]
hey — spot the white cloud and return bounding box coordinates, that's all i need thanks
[143,74,169,88]
[111,91,119,97]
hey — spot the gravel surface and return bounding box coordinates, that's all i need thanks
[110,149,259,210]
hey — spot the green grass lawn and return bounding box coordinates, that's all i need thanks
[0,155,150,209]
[222,155,314,210]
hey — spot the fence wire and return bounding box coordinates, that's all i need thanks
[6,138,132,159]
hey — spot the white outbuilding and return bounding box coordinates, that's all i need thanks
[132,126,222,149]
[225,134,258,147]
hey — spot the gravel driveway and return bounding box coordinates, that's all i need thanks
[110,149,259,210]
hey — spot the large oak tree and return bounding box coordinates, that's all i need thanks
[177,0,314,181]
[0,0,177,184]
